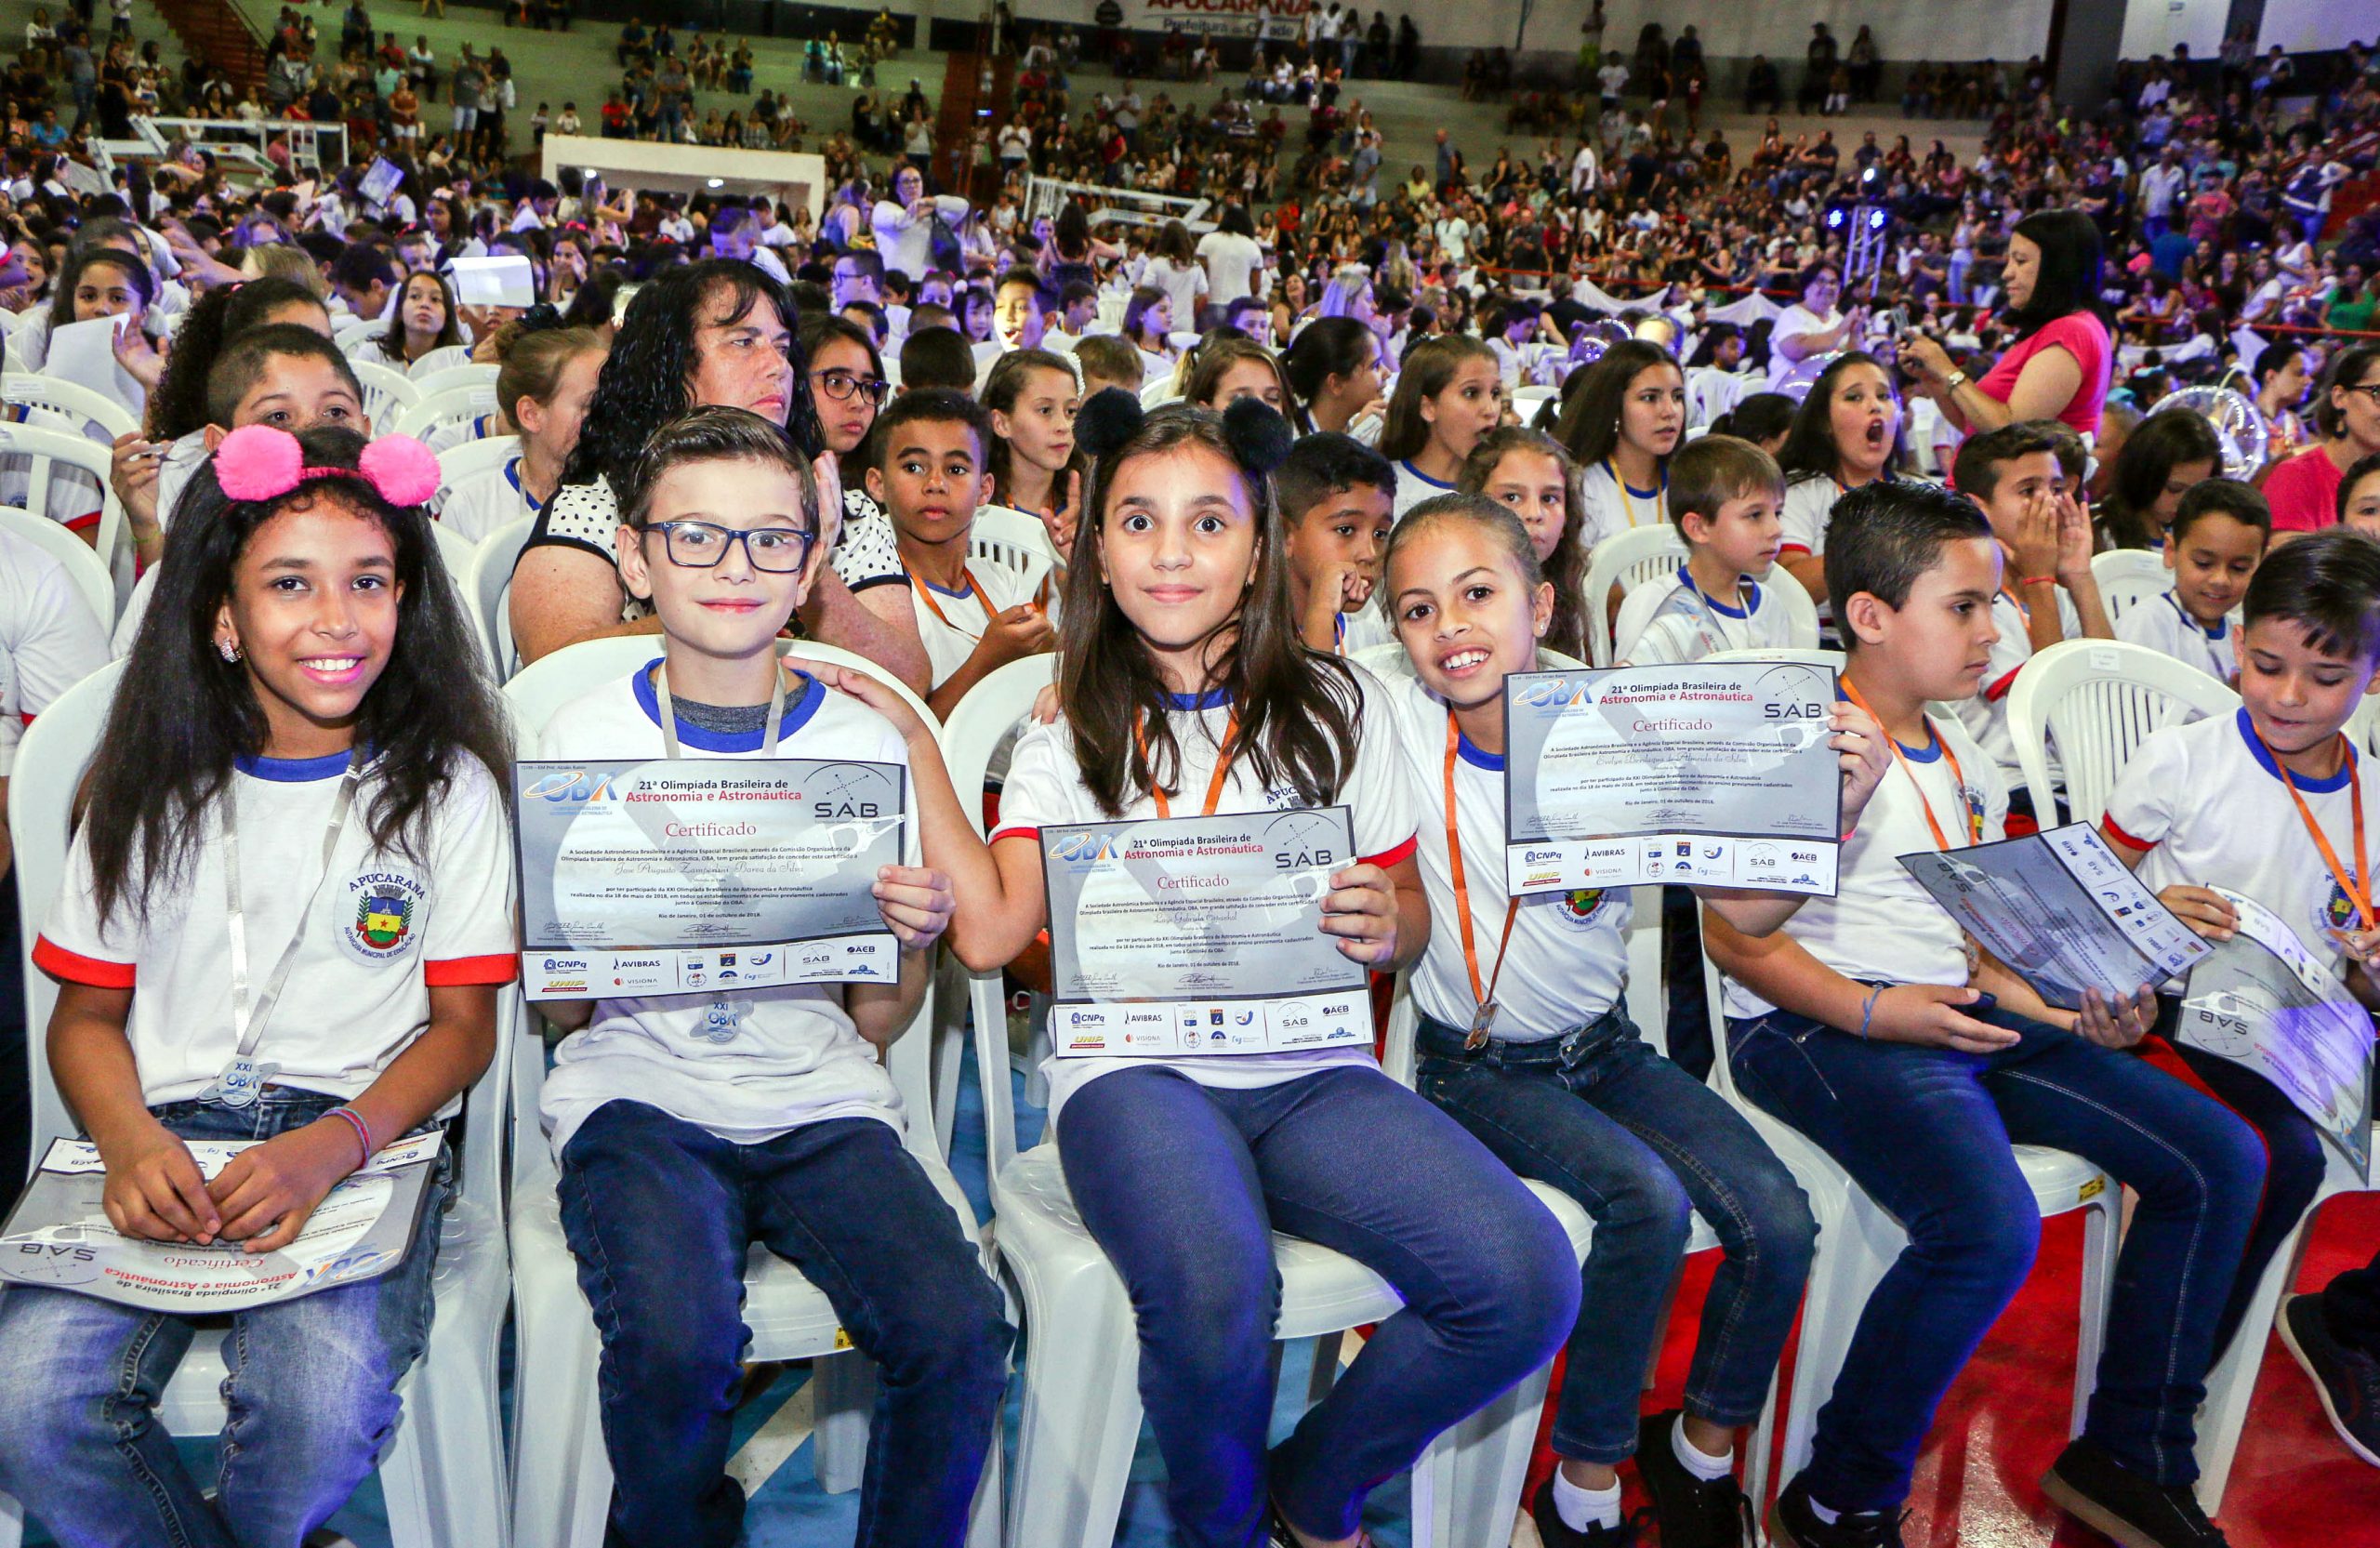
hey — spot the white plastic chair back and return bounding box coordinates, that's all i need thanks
[0,504,114,628]
[1,372,139,439]
[1768,568,1822,650]
[2004,637,2240,829]
[409,363,500,401]
[1140,374,1179,408]
[396,381,502,443]
[435,433,522,498]
[465,515,536,682]
[1582,525,1689,667]
[0,419,128,591]
[2090,548,2171,624]
[1512,384,1558,414]
[968,505,1062,596]
[1166,330,1202,352]
[428,519,478,588]
[350,358,422,430]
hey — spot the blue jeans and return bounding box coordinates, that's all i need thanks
[556,1100,1011,1548]
[1058,1064,1579,1548]
[1727,1003,2265,1511]
[0,1091,448,1548]
[1415,1012,1815,1463]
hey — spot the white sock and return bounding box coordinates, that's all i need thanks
[1672,1415,1735,1482]
[1807,1496,1843,1525]
[1552,1470,1623,1533]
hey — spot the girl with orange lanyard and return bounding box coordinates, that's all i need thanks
[945,394,1583,1548]
[2101,530,2380,1363]
[1375,491,1893,1548]
[1774,351,1910,630]
[1556,339,1687,551]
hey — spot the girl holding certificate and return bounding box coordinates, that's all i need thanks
[950,393,1580,1548]
[1375,493,1891,1548]
[5,425,518,1545]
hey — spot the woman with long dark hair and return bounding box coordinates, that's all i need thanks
[1903,207,2114,439]
[507,258,929,685]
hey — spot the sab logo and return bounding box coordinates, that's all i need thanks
[1763,702,1825,721]
[813,800,880,820]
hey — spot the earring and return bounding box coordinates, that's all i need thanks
[218,639,242,663]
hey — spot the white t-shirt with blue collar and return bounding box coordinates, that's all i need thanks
[1614,566,1797,666]
[2116,586,2238,686]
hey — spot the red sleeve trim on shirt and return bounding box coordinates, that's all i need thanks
[1777,542,1812,557]
[61,510,100,533]
[1983,667,2022,703]
[989,825,1040,846]
[423,953,520,986]
[1363,833,1420,870]
[32,936,136,988]
[2100,814,2159,853]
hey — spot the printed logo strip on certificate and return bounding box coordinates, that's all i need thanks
[1039,807,1370,1058]
[1501,662,1844,897]
[1897,823,2214,1012]
[509,757,907,1000]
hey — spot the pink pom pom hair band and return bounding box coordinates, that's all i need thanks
[212,423,444,509]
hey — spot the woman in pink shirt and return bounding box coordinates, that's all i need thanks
[2264,342,2380,539]
[1905,208,2113,442]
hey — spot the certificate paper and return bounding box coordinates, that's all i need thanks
[512,757,906,1000]
[1897,824,2213,1011]
[2175,891,2373,1181]
[1502,663,1844,896]
[0,1132,442,1312]
[1041,808,1370,1058]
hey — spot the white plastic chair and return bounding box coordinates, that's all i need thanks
[1512,384,1559,415]
[940,657,1593,1548]
[1699,950,2122,1504]
[3,664,513,1548]
[501,635,995,1548]
[1767,567,1822,651]
[351,358,423,430]
[397,382,503,444]
[1,372,139,440]
[466,516,537,683]
[428,519,478,589]
[2004,638,2240,829]
[0,418,130,600]
[0,504,114,628]
[968,505,1063,597]
[2089,549,2170,624]
[1582,525,1690,667]
[409,364,500,401]
[435,435,523,508]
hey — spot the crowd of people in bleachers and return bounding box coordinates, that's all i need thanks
[4,9,2380,1548]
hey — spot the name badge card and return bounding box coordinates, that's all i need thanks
[511,757,906,1000]
[0,1132,442,1312]
[1898,823,2214,1011]
[1503,662,1844,897]
[2178,891,2374,1182]
[1041,807,1370,1058]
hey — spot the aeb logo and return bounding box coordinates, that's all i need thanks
[521,769,618,804]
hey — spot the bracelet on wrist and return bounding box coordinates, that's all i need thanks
[1943,369,1970,390]
[2019,574,2058,587]
[1858,985,1884,1039]
[324,1105,374,1168]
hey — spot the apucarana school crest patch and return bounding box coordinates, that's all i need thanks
[343,869,428,963]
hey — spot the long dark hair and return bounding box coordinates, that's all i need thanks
[1775,351,1910,483]
[2315,343,2380,442]
[2004,208,2110,340]
[1460,425,1587,660]
[1380,333,1499,462]
[144,276,325,439]
[564,258,823,491]
[982,348,1085,508]
[797,311,885,481]
[1552,338,1682,470]
[2096,408,2222,549]
[1282,316,1375,431]
[84,426,511,924]
[46,245,155,339]
[1058,404,1361,817]
[378,269,464,358]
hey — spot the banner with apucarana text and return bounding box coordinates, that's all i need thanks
[1122,0,1309,42]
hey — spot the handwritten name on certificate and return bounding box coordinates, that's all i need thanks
[1502,662,1844,897]
[511,757,906,999]
[1040,808,1371,1059]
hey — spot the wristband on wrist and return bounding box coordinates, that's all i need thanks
[324,1105,374,1168]
[1858,985,1884,1039]
[2019,574,2058,587]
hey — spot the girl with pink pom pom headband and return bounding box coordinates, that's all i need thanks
[211,423,445,509]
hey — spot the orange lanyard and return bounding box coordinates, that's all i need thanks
[909,566,996,636]
[1135,704,1240,819]
[1444,714,1521,1048]
[1842,679,1974,851]
[2257,728,2374,932]
[1606,459,1662,529]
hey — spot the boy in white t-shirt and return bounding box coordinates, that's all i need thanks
[1276,430,1396,655]
[1709,479,2264,1548]
[2115,479,2268,686]
[1616,434,1799,666]
[536,406,1010,1548]
[866,388,1053,718]
[0,523,109,873]
[1949,421,2113,826]
[2103,529,2380,1374]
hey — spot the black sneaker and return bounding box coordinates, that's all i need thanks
[1527,1475,1646,1547]
[1263,1498,1375,1548]
[2279,1291,2380,1468]
[1765,1475,1907,1548]
[1633,1409,1754,1548]
[2041,1437,2228,1548]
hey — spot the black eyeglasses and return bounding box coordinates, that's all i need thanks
[813,368,891,404]
[2345,383,2380,404]
[645,521,816,573]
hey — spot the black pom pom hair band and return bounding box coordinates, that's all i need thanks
[1073,389,1296,480]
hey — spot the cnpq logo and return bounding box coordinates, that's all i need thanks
[521,768,618,804]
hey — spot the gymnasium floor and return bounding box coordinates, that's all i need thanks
[20,1047,2379,1545]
